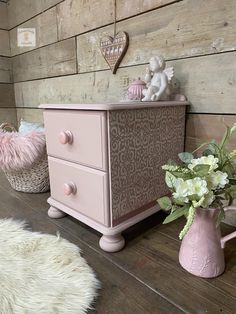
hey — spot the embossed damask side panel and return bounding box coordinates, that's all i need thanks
[109,106,186,224]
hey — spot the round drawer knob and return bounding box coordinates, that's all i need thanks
[59,131,73,144]
[63,182,77,196]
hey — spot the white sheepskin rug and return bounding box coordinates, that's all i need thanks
[0,219,99,314]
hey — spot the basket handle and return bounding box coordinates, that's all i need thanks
[0,123,17,132]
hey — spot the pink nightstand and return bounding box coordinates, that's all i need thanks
[40,102,188,252]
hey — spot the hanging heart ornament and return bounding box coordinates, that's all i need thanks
[100,31,129,74]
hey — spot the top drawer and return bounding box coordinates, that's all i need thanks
[44,110,107,170]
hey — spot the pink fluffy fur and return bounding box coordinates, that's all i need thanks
[0,131,46,172]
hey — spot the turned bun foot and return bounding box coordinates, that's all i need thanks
[99,234,125,252]
[48,206,67,219]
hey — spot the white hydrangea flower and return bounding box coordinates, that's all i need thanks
[207,171,229,189]
[173,177,208,201]
[162,165,179,171]
[174,178,189,197]
[186,177,209,197]
[201,191,215,208]
[188,155,219,173]
[173,178,189,202]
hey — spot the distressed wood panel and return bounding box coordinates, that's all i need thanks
[0,30,10,56]
[117,0,179,20]
[7,0,63,29]
[170,52,236,114]
[0,108,17,126]
[12,38,77,82]
[16,108,44,125]
[77,0,236,72]
[14,52,236,114]
[185,114,236,152]
[0,57,12,83]
[57,0,114,40]
[0,2,8,29]
[0,84,15,107]
[14,67,143,107]
[10,7,57,56]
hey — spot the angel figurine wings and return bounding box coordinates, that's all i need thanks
[142,56,174,101]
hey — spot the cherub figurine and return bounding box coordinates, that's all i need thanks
[142,56,174,101]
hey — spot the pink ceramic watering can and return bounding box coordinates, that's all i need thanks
[179,207,236,278]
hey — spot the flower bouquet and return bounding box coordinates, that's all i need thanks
[158,123,236,240]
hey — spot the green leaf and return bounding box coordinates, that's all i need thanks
[216,208,225,227]
[188,194,198,201]
[191,141,209,154]
[230,123,236,136]
[166,159,177,166]
[192,164,210,176]
[220,125,230,150]
[174,198,186,206]
[229,178,236,185]
[163,205,189,224]
[178,152,194,164]
[171,171,192,179]
[157,196,172,211]
[208,140,219,156]
[165,172,176,188]
[203,149,214,156]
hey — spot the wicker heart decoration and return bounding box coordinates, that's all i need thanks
[100,31,129,74]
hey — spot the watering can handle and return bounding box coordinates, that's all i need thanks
[221,206,236,248]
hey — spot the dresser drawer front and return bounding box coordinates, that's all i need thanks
[44,110,107,170]
[48,157,110,226]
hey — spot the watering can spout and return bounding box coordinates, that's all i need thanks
[221,206,236,248]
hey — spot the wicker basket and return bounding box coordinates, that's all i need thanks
[0,123,50,193]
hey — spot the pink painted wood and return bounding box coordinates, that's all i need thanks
[44,110,107,171]
[48,157,110,226]
[41,101,188,252]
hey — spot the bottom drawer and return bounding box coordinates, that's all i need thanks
[48,157,110,226]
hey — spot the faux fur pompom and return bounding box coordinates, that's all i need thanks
[0,131,46,172]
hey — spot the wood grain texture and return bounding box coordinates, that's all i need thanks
[77,0,236,72]
[7,0,63,29]
[0,108,17,126]
[0,174,183,314]
[12,38,77,82]
[0,57,12,83]
[6,165,235,314]
[0,30,10,56]
[57,0,114,40]
[116,0,178,20]
[14,67,145,107]
[0,2,8,29]
[170,52,236,114]
[14,51,236,114]
[9,7,57,56]
[0,83,15,107]
[1,165,236,313]
[185,114,236,152]
[49,216,236,313]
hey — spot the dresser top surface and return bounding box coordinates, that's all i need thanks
[39,101,189,111]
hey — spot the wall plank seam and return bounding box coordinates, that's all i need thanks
[7,0,65,31]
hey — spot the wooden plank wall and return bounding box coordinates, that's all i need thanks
[4,0,236,149]
[0,0,16,126]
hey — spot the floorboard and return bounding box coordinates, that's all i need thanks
[0,172,236,313]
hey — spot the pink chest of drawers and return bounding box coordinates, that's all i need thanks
[40,102,187,252]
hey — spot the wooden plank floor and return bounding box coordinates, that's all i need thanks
[0,172,236,314]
